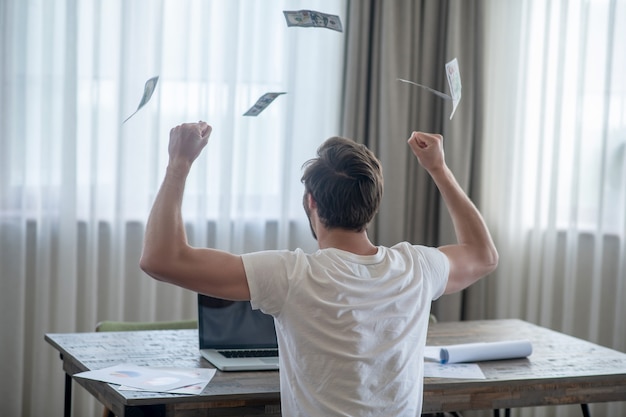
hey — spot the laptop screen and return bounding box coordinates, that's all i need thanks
[197,294,277,350]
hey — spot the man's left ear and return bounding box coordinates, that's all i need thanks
[307,193,317,209]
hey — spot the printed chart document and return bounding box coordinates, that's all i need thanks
[75,363,215,394]
[117,367,217,394]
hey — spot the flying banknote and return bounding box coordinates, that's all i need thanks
[283,10,343,32]
[123,76,159,123]
[397,58,462,120]
[243,92,286,116]
[445,58,462,120]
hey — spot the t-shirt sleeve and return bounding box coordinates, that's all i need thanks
[240,249,294,316]
[415,245,449,300]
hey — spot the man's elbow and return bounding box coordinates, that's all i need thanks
[468,249,499,285]
[139,252,170,282]
[472,246,498,282]
[483,246,499,274]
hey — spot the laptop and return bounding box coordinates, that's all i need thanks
[197,294,279,371]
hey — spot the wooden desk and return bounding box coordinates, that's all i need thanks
[422,319,626,413]
[45,319,626,416]
[45,329,281,417]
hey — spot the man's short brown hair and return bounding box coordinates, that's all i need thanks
[301,137,383,232]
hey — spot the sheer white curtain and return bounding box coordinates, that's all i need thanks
[483,0,625,416]
[0,0,346,416]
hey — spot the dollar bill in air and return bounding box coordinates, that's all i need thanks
[445,58,462,120]
[123,76,159,123]
[283,10,343,32]
[397,58,462,120]
[243,92,286,116]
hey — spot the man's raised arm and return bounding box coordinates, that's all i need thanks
[139,122,250,301]
[407,131,498,294]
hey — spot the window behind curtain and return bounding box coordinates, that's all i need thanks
[483,3,626,415]
[516,0,626,233]
[2,0,346,249]
[0,2,346,415]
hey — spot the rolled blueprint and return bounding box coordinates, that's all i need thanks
[428,340,533,364]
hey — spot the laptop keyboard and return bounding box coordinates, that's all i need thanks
[218,349,279,358]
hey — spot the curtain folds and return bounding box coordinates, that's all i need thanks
[341,0,487,322]
[482,0,626,416]
[343,2,625,415]
[0,1,346,416]
[483,0,626,349]
[3,1,625,416]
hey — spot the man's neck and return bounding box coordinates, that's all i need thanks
[316,228,378,256]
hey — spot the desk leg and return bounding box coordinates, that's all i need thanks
[581,404,591,417]
[64,372,72,417]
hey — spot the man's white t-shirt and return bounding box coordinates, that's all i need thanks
[241,241,449,417]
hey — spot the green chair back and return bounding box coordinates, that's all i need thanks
[96,319,197,332]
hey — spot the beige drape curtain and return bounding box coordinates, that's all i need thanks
[342,1,626,416]
[0,1,346,416]
[341,0,487,321]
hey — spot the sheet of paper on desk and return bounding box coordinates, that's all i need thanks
[424,362,486,379]
[425,339,533,364]
[74,363,207,392]
[117,367,217,394]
